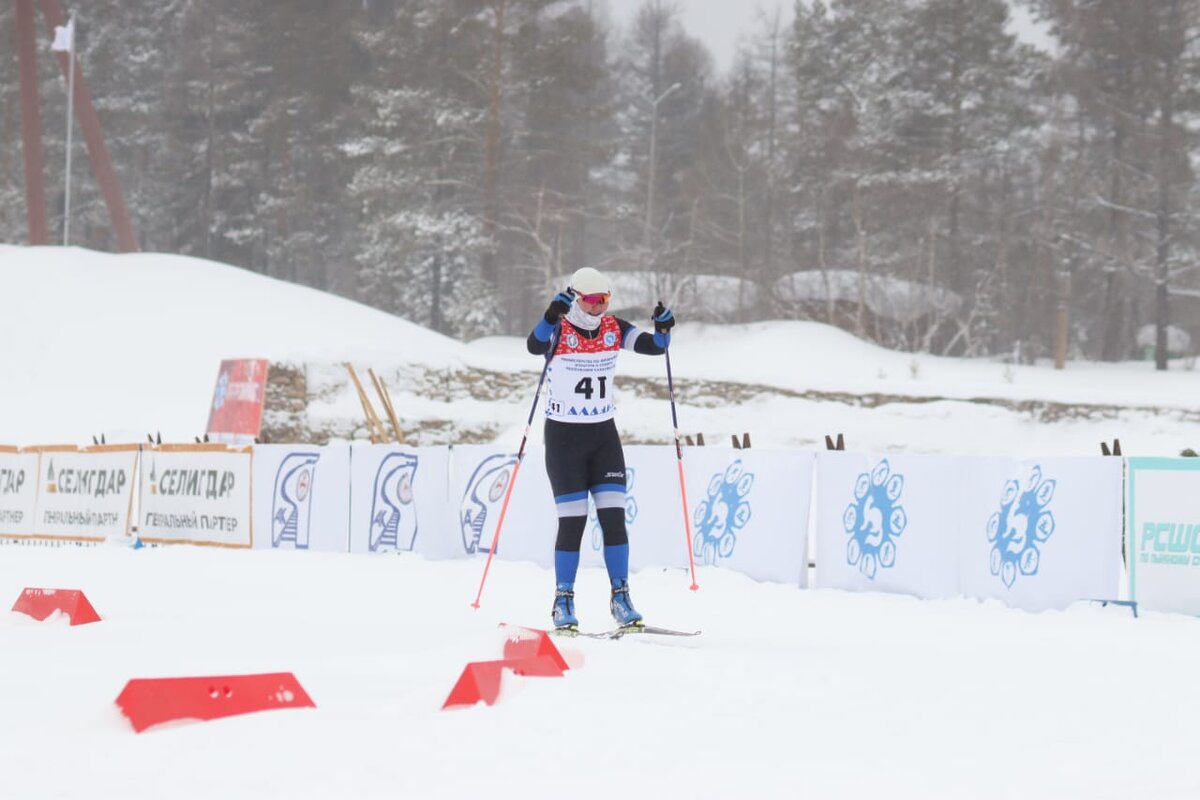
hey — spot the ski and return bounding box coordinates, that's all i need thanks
[551,625,700,640]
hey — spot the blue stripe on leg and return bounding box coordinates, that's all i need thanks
[555,549,581,587]
[603,543,629,588]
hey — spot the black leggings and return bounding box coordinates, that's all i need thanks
[544,418,628,552]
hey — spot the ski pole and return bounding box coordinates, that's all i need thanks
[659,303,700,591]
[471,324,559,609]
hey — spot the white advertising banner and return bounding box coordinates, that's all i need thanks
[600,445,684,573]
[447,444,813,585]
[32,446,137,542]
[1128,458,1200,615]
[0,447,39,538]
[959,457,1122,611]
[139,446,252,547]
[348,444,450,556]
[251,444,351,552]
[448,444,694,573]
[677,448,814,585]
[449,444,556,566]
[814,452,962,599]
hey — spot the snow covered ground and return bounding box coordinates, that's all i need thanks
[4,245,1200,798]
[5,544,1200,800]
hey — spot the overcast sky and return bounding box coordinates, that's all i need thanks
[602,1,1055,75]
[603,0,793,74]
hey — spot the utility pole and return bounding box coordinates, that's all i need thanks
[51,13,75,245]
[1054,270,1071,370]
[643,82,681,265]
[15,0,49,245]
[18,0,140,252]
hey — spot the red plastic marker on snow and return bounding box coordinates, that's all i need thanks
[115,672,315,733]
[442,656,565,709]
[443,627,569,709]
[501,626,570,671]
[11,587,101,625]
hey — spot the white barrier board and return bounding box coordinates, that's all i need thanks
[676,448,813,585]
[449,444,555,566]
[959,457,1122,610]
[815,452,962,598]
[1128,458,1200,615]
[0,449,39,537]
[447,444,813,585]
[348,445,449,555]
[252,445,351,552]
[447,444,687,571]
[140,447,252,547]
[33,447,137,542]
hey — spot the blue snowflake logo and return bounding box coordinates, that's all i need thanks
[589,468,637,550]
[843,459,907,579]
[987,465,1055,588]
[692,460,754,564]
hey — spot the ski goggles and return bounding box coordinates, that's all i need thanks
[577,292,611,305]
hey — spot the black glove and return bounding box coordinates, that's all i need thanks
[544,289,575,324]
[652,302,675,333]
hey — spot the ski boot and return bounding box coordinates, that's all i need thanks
[552,583,578,630]
[609,578,643,628]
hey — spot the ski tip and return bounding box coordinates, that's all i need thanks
[689,584,700,592]
[612,624,701,639]
[469,602,480,610]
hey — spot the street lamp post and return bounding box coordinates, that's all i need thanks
[643,82,681,261]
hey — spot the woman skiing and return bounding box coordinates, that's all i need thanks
[526,266,675,631]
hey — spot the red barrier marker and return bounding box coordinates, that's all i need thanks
[11,588,101,625]
[442,656,566,709]
[502,627,569,672]
[115,672,315,733]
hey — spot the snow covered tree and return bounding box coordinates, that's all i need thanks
[0,3,27,245]
[160,0,273,268]
[786,0,1045,354]
[608,0,715,298]
[339,1,495,338]
[1033,0,1200,365]
[502,0,615,321]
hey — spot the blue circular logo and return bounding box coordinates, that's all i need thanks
[843,459,907,579]
[692,460,754,564]
[987,465,1055,588]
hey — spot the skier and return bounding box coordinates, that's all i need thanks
[527,266,675,631]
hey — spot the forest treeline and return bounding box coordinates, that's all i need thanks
[1,0,1197,363]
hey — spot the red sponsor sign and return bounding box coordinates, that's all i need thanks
[206,359,268,445]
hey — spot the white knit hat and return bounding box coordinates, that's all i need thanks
[570,267,611,295]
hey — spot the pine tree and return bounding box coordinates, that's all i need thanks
[1034,0,1200,364]
[615,0,714,296]
[0,2,27,245]
[75,0,188,252]
[163,0,272,268]
[504,1,614,322]
[340,1,497,339]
